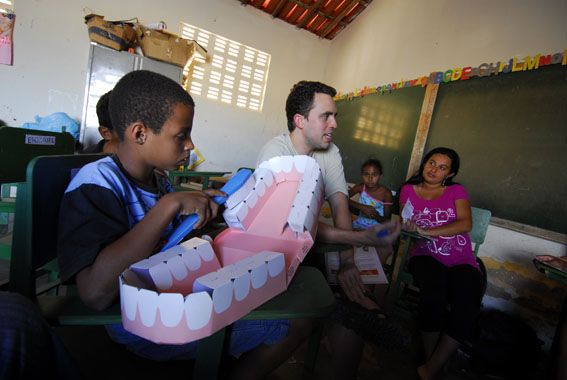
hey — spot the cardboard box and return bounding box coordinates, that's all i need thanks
[84,14,137,51]
[138,26,205,67]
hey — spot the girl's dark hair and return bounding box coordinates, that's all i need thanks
[361,158,383,175]
[406,147,460,186]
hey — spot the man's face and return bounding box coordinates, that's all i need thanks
[300,93,338,151]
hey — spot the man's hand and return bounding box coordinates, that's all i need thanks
[337,260,368,305]
[359,219,401,247]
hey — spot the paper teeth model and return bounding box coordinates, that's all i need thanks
[120,156,323,344]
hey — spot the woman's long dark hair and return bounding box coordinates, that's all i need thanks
[405,147,460,186]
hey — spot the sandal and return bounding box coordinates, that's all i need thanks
[330,295,411,351]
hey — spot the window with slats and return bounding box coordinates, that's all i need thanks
[180,23,271,112]
[0,0,13,13]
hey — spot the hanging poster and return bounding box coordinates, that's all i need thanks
[0,12,15,65]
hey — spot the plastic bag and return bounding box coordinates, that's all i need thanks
[20,112,80,140]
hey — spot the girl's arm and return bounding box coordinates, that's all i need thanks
[417,198,472,237]
[348,183,365,213]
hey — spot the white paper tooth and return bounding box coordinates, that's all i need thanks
[265,253,285,277]
[212,281,233,314]
[304,209,315,232]
[225,176,256,210]
[149,262,173,290]
[244,190,258,208]
[254,168,274,187]
[185,293,213,330]
[181,249,202,271]
[195,244,215,262]
[166,255,188,281]
[250,263,268,289]
[138,289,159,327]
[162,245,186,256]
[157,293,185,327]
[233,272,251,301]
[292,155,310,173]
[253,179,266,197]
[223,208,245,230]
[279,156,293,173]
[267,156,282,171]
[122,283,139,321]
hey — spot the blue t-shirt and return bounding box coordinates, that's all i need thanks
[57,156,177,283]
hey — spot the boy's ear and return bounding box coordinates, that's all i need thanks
[98,126,113,140]
[127,122,148,145]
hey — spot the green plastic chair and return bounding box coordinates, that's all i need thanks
[0,126,75,262]
[9,154,335,379]
[390,206,491,314]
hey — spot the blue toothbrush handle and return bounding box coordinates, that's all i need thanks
[161,214,200,251]
[161,169,253,252]
[376,229,389,238]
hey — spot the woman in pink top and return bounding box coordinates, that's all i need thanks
[399,147,482,380]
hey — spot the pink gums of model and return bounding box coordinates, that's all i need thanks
[119,155,323,344]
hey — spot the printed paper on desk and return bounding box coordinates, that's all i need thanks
[325,246,388,285]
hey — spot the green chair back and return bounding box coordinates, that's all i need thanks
[470,207,491,255]
[9,154,103,298]
[0,127,76,262]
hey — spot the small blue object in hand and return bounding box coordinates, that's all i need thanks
[376,229,389,238]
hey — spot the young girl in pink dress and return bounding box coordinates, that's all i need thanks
[400,147,482,380]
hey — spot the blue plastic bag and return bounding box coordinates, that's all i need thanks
[20,112,80,140]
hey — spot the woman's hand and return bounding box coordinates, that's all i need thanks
[402,219,418,232]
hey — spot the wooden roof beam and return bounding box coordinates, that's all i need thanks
[296,0,325,29]
[320,0,359,38]
[271,0,287,18]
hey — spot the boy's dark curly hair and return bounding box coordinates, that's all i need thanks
[96,91,113,130]
[109,70,194,140]
[285,81,336,132]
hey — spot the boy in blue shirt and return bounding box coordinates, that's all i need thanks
[57,70,309,378]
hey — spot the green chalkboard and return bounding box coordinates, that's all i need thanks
[425,64,567,234]
[334,86,426,197]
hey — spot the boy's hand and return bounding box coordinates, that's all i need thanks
[360,219,401,247]
[171,191,220,229]
[203,188,227,199]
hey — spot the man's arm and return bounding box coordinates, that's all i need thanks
[323,192,368,304]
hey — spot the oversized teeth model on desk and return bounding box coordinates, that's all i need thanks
[120,155,324,344]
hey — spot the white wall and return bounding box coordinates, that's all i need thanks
[323,0,567,348]
[0,0,332,171]
[325,0,567,92]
